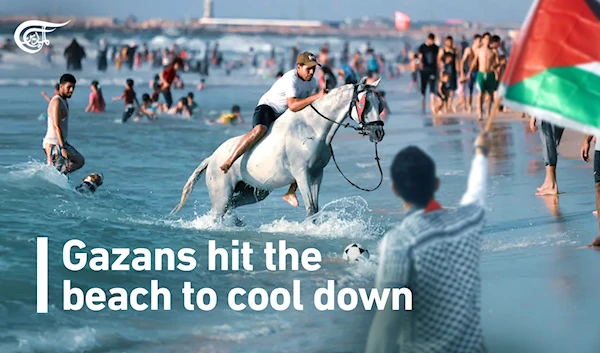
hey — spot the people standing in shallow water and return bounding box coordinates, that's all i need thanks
[43,74,85,175]
[85,81,105,113]
[63,39,86,71]
[160,57,184,109]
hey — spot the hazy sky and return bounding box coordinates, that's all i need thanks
[4,0,533,23]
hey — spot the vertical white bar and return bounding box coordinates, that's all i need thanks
[37,237,48,313]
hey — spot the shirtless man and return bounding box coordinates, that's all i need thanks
[459,34,481,113]
[467,33,499,120]
[220,52,326,207]
[43,74,85,175]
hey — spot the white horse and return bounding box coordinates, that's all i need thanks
[171,78,385,222]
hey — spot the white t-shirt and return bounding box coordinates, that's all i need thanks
[258,69,316,116]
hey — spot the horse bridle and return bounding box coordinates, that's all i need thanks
[309,86,384,192]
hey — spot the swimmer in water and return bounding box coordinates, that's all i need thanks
[186,92,199,116]
[134,93,158,121]
[208,105,243,125]
[197,78,205,90]
[167,97,192,118]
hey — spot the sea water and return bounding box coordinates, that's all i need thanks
[1,33,600,353]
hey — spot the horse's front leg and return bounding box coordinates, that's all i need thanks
[295,169,323,217]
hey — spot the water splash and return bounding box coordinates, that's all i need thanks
[1,161,71,191]
[259,197,383,239]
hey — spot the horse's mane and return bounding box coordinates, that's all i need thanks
[276,83,355,123]
[311,84,355,111]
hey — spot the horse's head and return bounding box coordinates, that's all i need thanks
[350,77,385,143]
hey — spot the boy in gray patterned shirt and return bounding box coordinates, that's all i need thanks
[365,132,489,353]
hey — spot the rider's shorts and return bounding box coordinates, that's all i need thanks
[252,104,277,128]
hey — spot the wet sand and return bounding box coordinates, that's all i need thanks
[435,110,593,163]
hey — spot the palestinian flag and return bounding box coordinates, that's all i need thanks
[499,0,600,135]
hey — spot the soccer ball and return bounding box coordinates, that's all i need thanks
[343,243,370,262]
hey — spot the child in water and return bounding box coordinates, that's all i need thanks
[434,72,451,115]
[197,78,205,90]
[133,93,158,121]
[112,78,140,122]
[186,92,199,116]
[167,97,192,118]
[206,105,243,125]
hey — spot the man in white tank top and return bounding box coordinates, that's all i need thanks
[43,74,85,175]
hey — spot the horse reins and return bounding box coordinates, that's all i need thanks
[308,88,384,192]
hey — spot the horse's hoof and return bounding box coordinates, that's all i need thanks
[306,213,322,226]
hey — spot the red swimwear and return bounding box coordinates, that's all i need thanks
[161,66,176,92]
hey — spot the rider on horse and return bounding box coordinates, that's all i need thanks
[219,52,328,208]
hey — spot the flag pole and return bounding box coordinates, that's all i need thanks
[484,96,503,132]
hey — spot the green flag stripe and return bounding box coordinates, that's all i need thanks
[504,66,600,128]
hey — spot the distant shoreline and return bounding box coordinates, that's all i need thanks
[0,17,518,41]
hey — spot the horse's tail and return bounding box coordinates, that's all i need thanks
[171,157,210,215]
